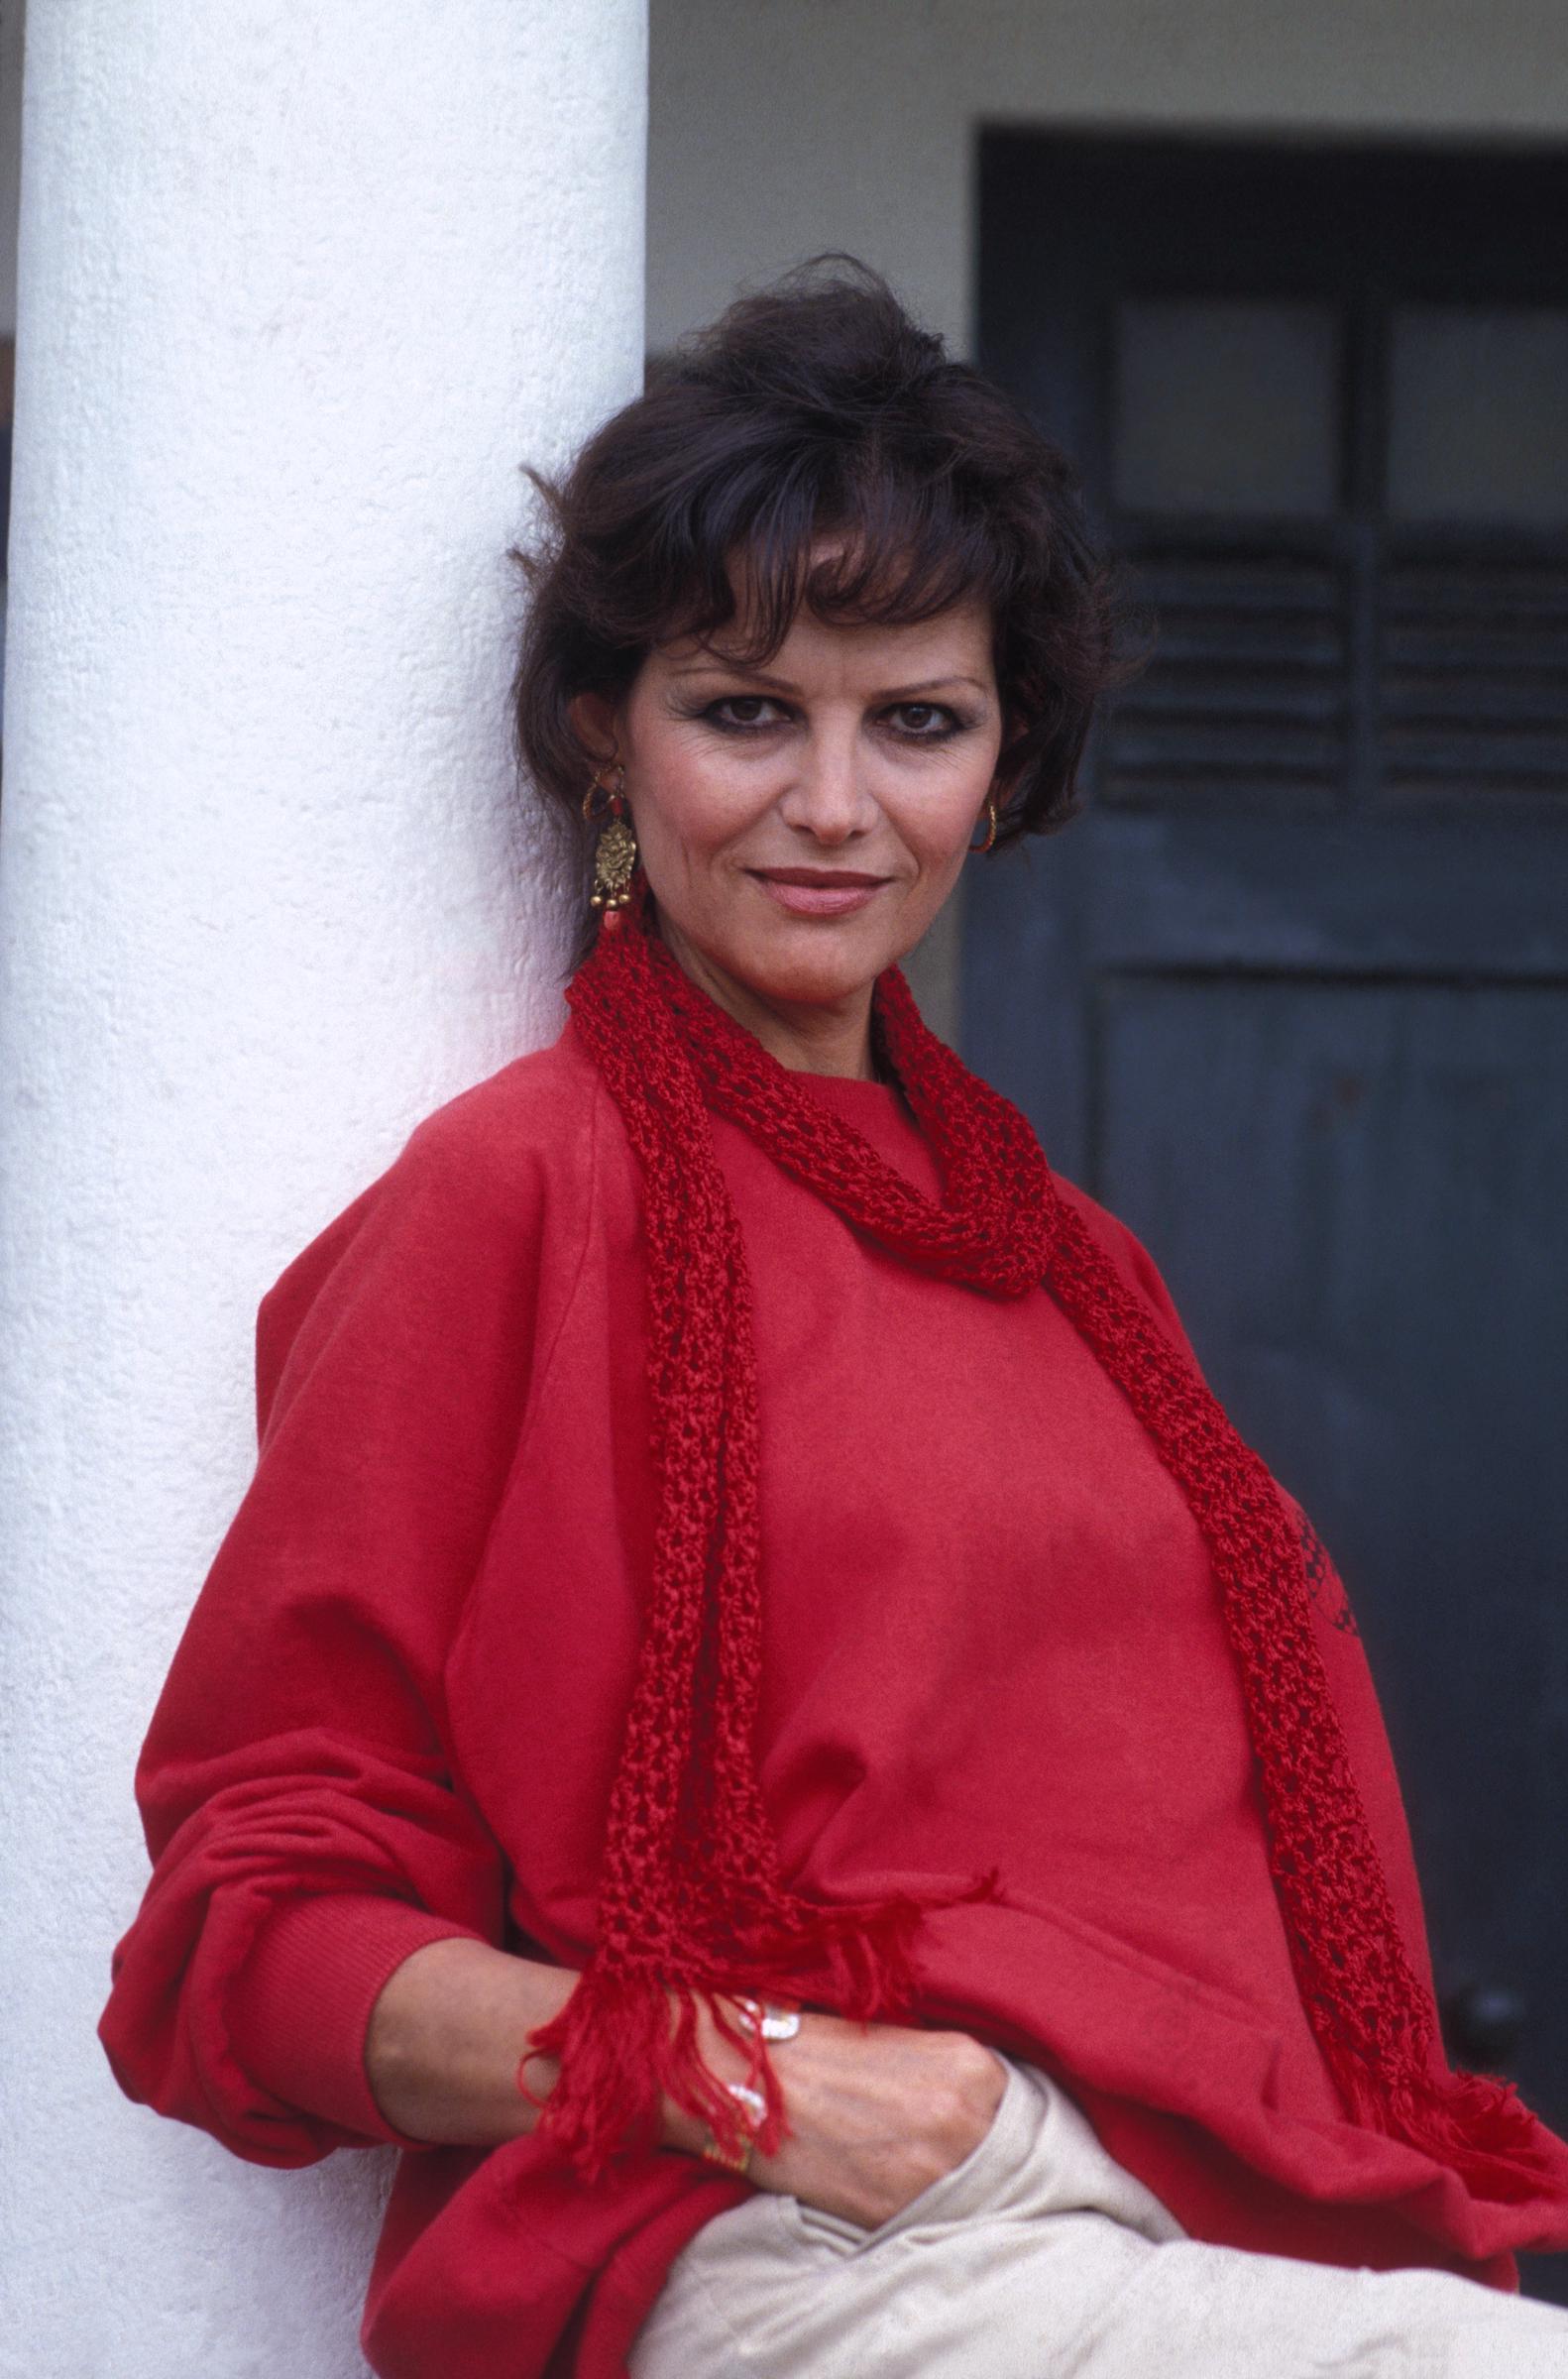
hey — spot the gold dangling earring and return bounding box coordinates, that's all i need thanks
[584,760,638,927]
[969,790,999,854]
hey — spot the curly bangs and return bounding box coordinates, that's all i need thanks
[510,255,1131,874]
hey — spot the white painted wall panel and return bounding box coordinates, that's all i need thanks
[0,3,645,2371]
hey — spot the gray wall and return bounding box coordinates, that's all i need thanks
[646,0,1568,1039]
[650,0,1568,357]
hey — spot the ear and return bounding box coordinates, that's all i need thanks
[996,701,1028,766]
[568,689,621,768]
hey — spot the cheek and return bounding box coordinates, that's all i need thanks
[627,741,760,884]
[894,770,995,871]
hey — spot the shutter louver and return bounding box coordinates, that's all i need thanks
[1381,557,1568,797]
[1103,553,1348,805]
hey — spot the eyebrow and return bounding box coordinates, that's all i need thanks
[669,664,991,700]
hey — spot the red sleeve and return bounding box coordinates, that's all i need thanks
[98,1096,553,2167]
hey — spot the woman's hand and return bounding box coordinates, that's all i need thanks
[362,1937,1003,2225]
[660,2001,1007,2231]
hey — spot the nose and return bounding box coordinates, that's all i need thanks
[777,724,877,845]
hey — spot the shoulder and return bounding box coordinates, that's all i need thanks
[255,1022,609,1392]
[1049,1171,1202,1368]
[388,1016,607,1220]
[1051,1173,1154,1278]
[310,1017,604,1242]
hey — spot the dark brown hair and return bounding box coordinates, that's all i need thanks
[510,255,1130,929]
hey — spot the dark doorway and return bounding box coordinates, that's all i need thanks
[970,131,1568,2299]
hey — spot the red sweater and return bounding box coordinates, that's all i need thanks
[100,1017,1568,2378]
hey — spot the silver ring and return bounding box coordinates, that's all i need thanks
[734,1995,802,2044]
[725,2079,767,2125]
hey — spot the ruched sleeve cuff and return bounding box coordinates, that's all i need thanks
[226,1893,490,2149]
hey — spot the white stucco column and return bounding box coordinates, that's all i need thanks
[0,3,646,2371]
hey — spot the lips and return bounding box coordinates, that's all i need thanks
[751,869,889,887]
[747,867,891,919]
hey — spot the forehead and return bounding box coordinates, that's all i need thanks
[658,597,995,683]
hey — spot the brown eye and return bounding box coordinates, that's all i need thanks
[886,703,962,738]
[706,696,784,730]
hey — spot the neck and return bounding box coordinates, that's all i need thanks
[653,912,880,1081]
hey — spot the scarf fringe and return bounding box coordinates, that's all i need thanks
[526,1869,1001,2184]
[521,1968,728,2187]
[1335,2050,1568,2205]
[723,1865,1003,2021]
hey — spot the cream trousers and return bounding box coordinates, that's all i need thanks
[627,2056,1568,2378]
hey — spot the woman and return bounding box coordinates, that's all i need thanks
[100,262,1568,2377]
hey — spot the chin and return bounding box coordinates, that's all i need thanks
[728,933,888,1010]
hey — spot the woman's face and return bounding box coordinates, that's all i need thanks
[572,584,1004,1050]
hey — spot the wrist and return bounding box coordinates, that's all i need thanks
[657,2093,712,2156]
[366,1939,578,2147]
[655,1988,744,2156]
[656,1993,799,2167]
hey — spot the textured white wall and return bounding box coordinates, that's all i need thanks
[649,0,1568,356]
[0,3,645,2373]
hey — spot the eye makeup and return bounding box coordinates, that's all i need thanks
[675,693,981,743]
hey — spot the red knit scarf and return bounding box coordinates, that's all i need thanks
[524,886,1550,2204]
